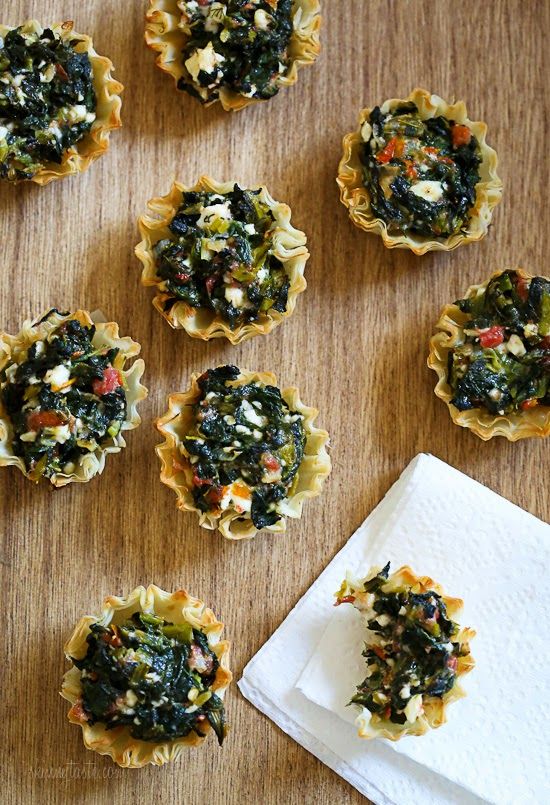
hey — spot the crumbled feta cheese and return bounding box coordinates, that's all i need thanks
[244,223,256,235]
[240,399,267,427]
[197,201,232,229]
[254,9,271,29]
[225,286,245,308]
[125,690,138,707]
[410,180,445,203]
[185,41,225,81]
[488,388,502,401]
[404,694,423,723]
[376,613,392,627]
[506,333,526,357]
[19,431,37,443]
[51,424,71,444]
[44,364,70,388]
[399,684,411,700]
[223,415,236,425]
[235,424,251,435]
[0,125,8,141]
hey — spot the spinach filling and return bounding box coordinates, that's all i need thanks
[0,312,126,480]
[184,365,305,530]
[0,25,96,180]
[338,564,462,725]
[155,184,290,329]
[360,102,481,238]
[449,270,550,415]
[177,0,293,102]
[73,612,226,745]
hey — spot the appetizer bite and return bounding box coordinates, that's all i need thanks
[156,365,331,539]
[0,20,122,184]
[145,0,321,111]
[136,177,308,343]
[429,269,550,440]
[335,563,475,740]
[337,89,502,254]
[62,584,231,767]
[0,309,146,485]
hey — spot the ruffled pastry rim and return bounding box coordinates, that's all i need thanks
[61,584,232,768]
[135,176,308,343]
[0,20,122,185]
[428,268,550,441]
[0,309,147,486]
[144,0,321,111]
[352,565,475,741]
[155,368,331,540]
[336,88,503,255]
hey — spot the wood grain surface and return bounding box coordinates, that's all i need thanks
[2,2,548,803]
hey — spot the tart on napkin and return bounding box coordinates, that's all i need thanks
[0,309,146,485]
[156,364,331,539]
[335,563,475,740]
[0,20,122,183]
[337,88,502,254]
[62,585,231,767]
[136,177,308,343]
[144,0,321,111]
[429,268,550,440]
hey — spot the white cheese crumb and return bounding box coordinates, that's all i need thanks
[404,694,423,723]
[185,41,225,82]
[197,201,232,229]
[506,334,526,357]
[410,180,445,203]
[44,364,70,389]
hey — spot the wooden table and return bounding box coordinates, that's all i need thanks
[2,2,548,803]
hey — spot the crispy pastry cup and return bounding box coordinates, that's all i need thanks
[135,176,309,343]
[0,20,122,185]
[337,88,503,255]
[428,268,550,440]
[155,368,331,540]
[61,584,232,768]
[144,0,321,111]
[0,309,147,486]
[348,565,475,741]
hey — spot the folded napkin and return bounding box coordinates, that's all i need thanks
[238,454,550,805]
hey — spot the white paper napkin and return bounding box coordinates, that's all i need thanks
[238,454,550,805]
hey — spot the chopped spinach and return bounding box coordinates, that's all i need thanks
[449,270,550,414]
[177,0,293,103]
[360,103,481,238]
[0,312,126,480]
[337,564,463,725]
[73,611,227,745]
[0,25,96,180]
[154,184,290,329]
[183,365,305,529]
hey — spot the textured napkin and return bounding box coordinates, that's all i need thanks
[238,454,550,805]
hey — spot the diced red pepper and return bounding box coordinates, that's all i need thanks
[447,655,458,672]
[207,486,225,506]
[69,700,89,723]
[451,124,472,147]
[521,399,538,410]
[205,276,217,295]
[193,472,212,488]
[376,137,403,163]
[55,63,69,81]
[92,368,122,396]
[27,410,64,430]
[404,161,418,180]
[262,453,281,472]
[175,272,190,282]
[478,326,505,349]
[334,595,356,606]
[373,646,387,660]
[540,336,550,349]
[516,277,530,301]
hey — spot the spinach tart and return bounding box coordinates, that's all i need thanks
[62,585,231,767]
[429,268,550,440]
[0,20,122,184]
[144,0,321,111]
[0,309,147,485]
[136,177,308,343]
[335,564,475,741]
[337,89,502,254]
[156,365,331,540]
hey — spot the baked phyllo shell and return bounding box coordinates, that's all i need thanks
[0,310,147,485]
[155,368,331,540]
[429,268,550,441]
[337,88,502,255]
[0,20,122,185]
[341,565,475,741]
[61,584,232,768]
[144,0,321,111]
[135,176,308,344]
